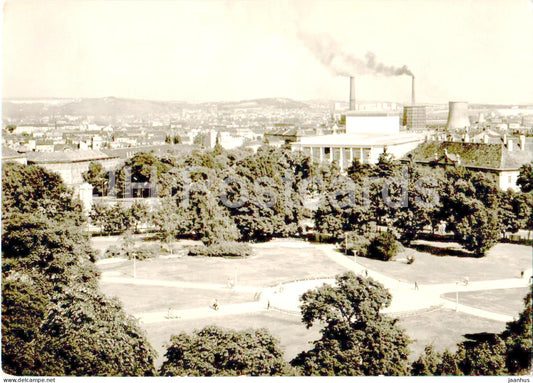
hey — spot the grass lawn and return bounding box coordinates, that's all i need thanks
[441,287,529,316]
[96,245,347,288]
[139,307,508,369]
[100,283,255,313]
[141,311,320,368]
[354,243,532,284]
[398,308,507,361]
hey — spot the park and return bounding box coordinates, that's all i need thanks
[92,234,532,367]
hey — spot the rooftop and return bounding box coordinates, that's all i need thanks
[296,132,424,147]
[26,149,115,163]
[404,139,533,170]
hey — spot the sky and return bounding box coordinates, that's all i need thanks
[2,0,533,104]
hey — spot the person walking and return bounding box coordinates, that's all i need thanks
[414,281,419,290]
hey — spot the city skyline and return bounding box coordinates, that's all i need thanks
[3,0,533,104]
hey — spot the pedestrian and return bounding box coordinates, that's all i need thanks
[520,270,524,279]
[414,281,419,290]
[267,300,270,310]
[464,276,469,286]
[365,269,369,277]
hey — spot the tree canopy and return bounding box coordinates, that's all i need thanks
[291,272,410,376]
[159,326,287,376]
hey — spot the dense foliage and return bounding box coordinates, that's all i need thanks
[411,286,532,376]
[366,231,400,261]
[291,272,410,376]
[188,241,252,257]
[2,163,156,376]
[159,326,288,376]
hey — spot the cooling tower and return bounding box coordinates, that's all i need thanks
[349,76,356,111]
[445,101,470,131]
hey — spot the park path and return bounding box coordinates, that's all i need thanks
[135,301,266,324]
[97,240,529,324]
[101,274,260,294]
[316,243,529,322]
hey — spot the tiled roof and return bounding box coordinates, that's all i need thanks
[404,139,533,170]
[26,149,115,163]
[2,146,24,158]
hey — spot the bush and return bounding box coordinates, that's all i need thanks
[103,245,123,259]
[103,244,157,260]
[130,246,158,261]
[341,234,371,257]
[366,231,399,261]
[188,241,252,257]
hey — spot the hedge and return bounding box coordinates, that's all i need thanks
[188,241,252,257]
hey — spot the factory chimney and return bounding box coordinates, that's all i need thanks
[445,101,471,131]
[349,76,356,111]
[411,76,415,105]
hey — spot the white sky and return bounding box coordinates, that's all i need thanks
[2,0,533,103]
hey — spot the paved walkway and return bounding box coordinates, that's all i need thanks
[136,301,266,324]
[98,240,529,325]
[318,244,530,322]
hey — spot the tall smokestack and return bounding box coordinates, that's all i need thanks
[411,76,415,105]
[349,76,356,111]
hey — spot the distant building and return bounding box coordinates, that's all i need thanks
[402,106,427,130]
[2,146,27,165]
[26,149,120,186]
[292,112,424,170]
[403,136,532,191]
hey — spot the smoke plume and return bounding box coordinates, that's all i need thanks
[299,31,413,77]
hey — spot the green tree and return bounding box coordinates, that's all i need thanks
[291,272,410,376]
[411,345,442,376]
[502,286,532,374]
[455,199,500,256]
[2,162,84,224]
[1,276,47,375]
[159,326,287,376]
[366,231,400,261]
[114,152,173,198]
[152,197,186,253]
[214,132,223,155]
[455,335,507,375]
[82,162,109,196]
[129,201,149,233]
[35,284,156,376]
[517,162,533,193]
[2,163,156,376]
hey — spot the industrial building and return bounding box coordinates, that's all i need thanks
[403,105,427,130]
[292,76,424,170]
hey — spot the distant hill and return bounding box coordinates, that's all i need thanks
[2,97,310,119]
[215,97,309,110]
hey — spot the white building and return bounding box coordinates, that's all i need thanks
[292,112,424,170]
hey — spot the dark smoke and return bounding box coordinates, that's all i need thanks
[299,31,413,77]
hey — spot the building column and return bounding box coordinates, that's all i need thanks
[349,147,354,164]
[319,147,323,163]
[339,147,345,171]
[329,147,333,162]
[360,148,364,163]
